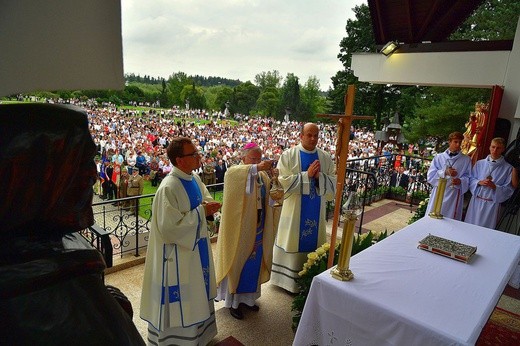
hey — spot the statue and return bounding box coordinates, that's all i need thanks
[224,101,230,118]
[461,102,488,163]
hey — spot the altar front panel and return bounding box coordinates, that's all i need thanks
[293,217,520,346]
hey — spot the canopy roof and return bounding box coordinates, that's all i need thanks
[367,0,513,52]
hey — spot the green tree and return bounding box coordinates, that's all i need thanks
[167,72,191,107]
[214,85,234,113]
[300,76,326,121]
[281,73,302,120]
[404,87,490,149]
[203,86,219,111]
[232,81,260,115]
[254,70,282,91]
[158,78,171,108]
[254,86,280,118]
[451,0,520,41]
[337,5,376,70]
[330,4,384,127]
[181,83,206,110]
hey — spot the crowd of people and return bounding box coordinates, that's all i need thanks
[81,100,436,205]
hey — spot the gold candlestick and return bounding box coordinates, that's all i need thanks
[428,177,447,219]
[331,210,358,281]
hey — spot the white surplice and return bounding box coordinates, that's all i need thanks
[425,150,472,220]
[464,155,514,229]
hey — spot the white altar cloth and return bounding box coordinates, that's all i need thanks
[293,217,520,346]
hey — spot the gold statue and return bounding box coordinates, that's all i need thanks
[461,102,489,163]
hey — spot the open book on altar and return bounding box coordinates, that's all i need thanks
[418,234,477,263]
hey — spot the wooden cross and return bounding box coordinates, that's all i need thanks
[317,85,374,268]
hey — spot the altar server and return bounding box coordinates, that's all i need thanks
[465,137,514,229]
[425,131,472,220]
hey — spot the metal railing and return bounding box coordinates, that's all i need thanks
[82,154,432,266]
[328,154,433,233]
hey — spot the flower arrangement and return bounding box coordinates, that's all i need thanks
[207,211,221,237]
[291,230,392,331]
[408,197,429,224]
[214,211,221,228]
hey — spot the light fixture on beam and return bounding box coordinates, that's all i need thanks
[380,41,400,56]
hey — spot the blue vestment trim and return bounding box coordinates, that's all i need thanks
[175,177,210,299]
[179,177,202,210]
[236,181,266,293]
[299,151,320,252]
[161,284,181,304]
[198,237,211,299]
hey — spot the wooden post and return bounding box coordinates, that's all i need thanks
[317,85,373,269]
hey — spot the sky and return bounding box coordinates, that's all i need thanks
[121,0,366,91]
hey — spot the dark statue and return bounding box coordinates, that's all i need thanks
[0,104,144,345]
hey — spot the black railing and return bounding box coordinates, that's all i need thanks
[81,195,153,267]
[83,155,432,266]
[327,154,432,233]
[345,154,432,204]
[81,184,224,268]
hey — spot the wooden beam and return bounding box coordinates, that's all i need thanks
[327,85,357,269]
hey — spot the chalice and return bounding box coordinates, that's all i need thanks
[269,166,284,207]
[446,164,458,189]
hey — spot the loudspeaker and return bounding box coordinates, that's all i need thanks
[494,118,511,143]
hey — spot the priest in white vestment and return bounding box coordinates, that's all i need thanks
[465,137,514,229]
[140,137,221,346]
[271,123,336,293]
[215,143,281,319]
[426,132,472,220]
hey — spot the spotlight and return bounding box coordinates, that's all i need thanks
[380,41,400,56]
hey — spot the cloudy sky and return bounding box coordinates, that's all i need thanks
[121,0,366,91]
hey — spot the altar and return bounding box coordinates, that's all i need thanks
[293,217,520,346]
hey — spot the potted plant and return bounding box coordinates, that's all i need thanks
[410,190,429,205]
[389,186,407,201]
[375,186,388,201]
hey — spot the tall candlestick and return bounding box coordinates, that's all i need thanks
[429,177,447,219]
[331,211,357,281]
